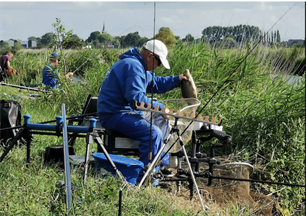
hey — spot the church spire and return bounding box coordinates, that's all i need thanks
[102,22,106,34]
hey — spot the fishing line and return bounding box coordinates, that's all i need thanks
[158,4,295,162]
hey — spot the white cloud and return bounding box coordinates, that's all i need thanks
[176,9,185,15]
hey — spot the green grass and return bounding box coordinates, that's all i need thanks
[0,44,305,215]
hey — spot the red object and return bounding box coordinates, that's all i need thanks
[7,68,17,76]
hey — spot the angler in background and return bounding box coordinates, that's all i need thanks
[42,53,73,89]
[0,52,17,81]
[97,39,188,180]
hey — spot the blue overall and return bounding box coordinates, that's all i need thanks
[97,48,180,174]
[42,64,59,89]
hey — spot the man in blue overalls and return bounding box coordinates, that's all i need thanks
[42,53,73,89]
[97,40,187,180]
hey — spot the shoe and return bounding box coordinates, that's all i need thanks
[160,168,175,178]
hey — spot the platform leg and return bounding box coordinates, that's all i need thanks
[92,131,127,184]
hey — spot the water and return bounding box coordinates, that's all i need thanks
[286,75,305,87]
[271,74,305,88]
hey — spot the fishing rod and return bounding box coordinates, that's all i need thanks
[157,5,295,166]
[148,1,157,166]
[71,57,92,74]
[0,82,39,92]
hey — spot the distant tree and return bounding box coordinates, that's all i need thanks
[202,25,262,44]
[41,32,56,46]
[112,38,120,47]
[155,27,178,49]
[185,34,194,42]
[92,39,101,48]
[119,35,126,48]
[86,31,101,43]
[223,37,236,48]
[175,36,181,43]
[52,18,73,52]
[136,36,149,48]
[97,33,113,44]
[123,32,141,48]
[12,41,23,52]
[63,37,84,49]
[71,34,79,39]
[28,36,36,41]
[276,30,281,43]
[0,41,12,55]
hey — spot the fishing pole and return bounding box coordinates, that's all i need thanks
[0,82,39,92]
[148,2,157,165]
[158,4,295,163]
[71,57,92,74]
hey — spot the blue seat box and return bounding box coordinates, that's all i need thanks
[92,152,144,185]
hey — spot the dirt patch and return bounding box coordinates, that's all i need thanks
[159,159,275,215]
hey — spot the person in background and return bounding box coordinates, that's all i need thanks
[42,52,73,89]
[97,39,188,180]
[0,52,15,81]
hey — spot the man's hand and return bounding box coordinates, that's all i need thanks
[65,72,74,78]
[179,74,188,82]
[162,107,170,119]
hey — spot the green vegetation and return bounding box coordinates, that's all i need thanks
[0,43,304,215]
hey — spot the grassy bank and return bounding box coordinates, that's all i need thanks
[0,44,304,215]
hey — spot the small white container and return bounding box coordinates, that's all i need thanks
[193,121,203,130]
[169,154,178,168]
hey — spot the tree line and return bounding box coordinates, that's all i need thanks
[201,25,281,45]
[1,19,284,55]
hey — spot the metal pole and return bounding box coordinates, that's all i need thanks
[62,104,72,213]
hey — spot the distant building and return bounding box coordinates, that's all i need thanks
[83,45,92,49]
[102,22,107,34]
[104,43,119,49]
[20,40,28,48]
[287,39,305,46]
[7,40,14,46]
[28,40,37,48]
[1,40,36,48]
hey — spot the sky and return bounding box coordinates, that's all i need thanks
[0,1,305,42]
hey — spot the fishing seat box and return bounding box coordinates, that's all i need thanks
[92,152,144,185]
[103,129,140,156]
[81,95,140,156]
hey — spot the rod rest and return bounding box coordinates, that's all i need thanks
[23,114,97,133]
[196,128,232,145]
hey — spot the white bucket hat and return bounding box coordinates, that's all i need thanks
[143,39,170,69]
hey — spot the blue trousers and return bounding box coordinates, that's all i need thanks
[101,112,169,172]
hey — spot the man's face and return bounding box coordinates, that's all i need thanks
[54,59,59,66]
[146,52,161,71]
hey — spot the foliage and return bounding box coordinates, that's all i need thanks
[12,41,24,52]
[62,37,84,50]
[40,32,56,46]
[185,34,194,42]
[201,25,280,45]
[122,31,142,48]
[0,41,12,55]
[86,31,101,43]
[97,33,113,44]
[0,44,305,215]
[155,27,178,50]
[51,18,73,52]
